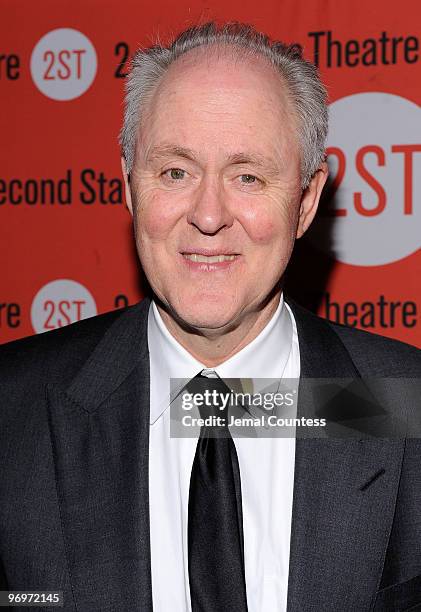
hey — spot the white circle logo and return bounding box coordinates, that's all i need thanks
[30,28,97,100]
[307,92,421,266]
[31,279,97,334]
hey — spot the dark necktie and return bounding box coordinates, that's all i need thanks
[187,370,248,612]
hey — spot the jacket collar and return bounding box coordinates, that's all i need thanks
[64,297,151,413]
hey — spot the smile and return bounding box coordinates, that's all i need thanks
[182,253,236,263]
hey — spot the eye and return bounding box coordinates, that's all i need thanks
[239,174,258,184]
[163,168,186,180]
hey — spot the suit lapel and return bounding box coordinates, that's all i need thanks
[286,301,405,611]
[47,298,153,612]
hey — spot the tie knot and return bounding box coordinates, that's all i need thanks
[185,371,232,429]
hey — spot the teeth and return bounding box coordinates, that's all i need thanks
[183,253,236,263]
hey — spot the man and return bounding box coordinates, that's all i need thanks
[0,22,420,612]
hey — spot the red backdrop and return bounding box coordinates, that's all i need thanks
[1,0,420,346]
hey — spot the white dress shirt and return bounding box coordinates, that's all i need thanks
[148,294,300,611]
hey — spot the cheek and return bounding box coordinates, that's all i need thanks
[240,201,298,246]
[134,191,183,242]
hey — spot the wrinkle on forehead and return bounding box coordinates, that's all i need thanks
[134,44,301,176]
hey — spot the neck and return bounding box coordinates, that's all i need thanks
[156,291,282,367]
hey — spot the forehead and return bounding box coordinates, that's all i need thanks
[163,45,288,96]
[138,46,299,159]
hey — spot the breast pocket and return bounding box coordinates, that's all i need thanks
[373,573,421,611]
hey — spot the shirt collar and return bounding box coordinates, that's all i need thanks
[147,294,293,424]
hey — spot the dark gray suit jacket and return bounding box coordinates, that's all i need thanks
[0,297,420,611]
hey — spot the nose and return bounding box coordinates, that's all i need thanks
[187,176,234,234]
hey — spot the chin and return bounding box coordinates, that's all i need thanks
[172,298,240,332]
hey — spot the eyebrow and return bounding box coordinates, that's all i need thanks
[226,152,280,177]
[146,144,281,177]
[146,144,197,163]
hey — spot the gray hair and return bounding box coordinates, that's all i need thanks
[119,22,328,188]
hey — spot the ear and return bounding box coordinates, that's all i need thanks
[296,162,329,239]
[121,156,133,216]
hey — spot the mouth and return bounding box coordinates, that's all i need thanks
[182,253,236,263]
[180,250,240,271]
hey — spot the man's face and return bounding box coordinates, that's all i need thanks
[124,49,327,332]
